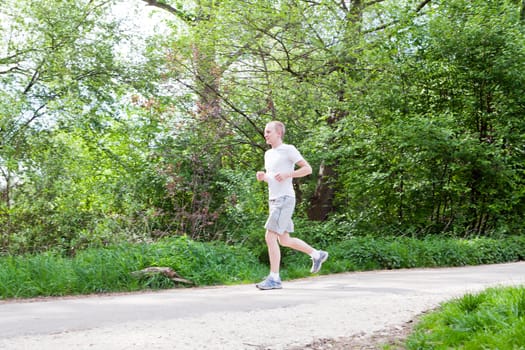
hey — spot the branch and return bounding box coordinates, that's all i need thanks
[19,104,47,130]
[416,0,432,13]
[172,74,266,151]
[131,267,194,284]
[165,47,268,147]
[252,24,308,80]
[0,66,20,75]
[258,46,276,120]
[219,18,281,74]
[340,0,348,11]
[1,103,47,151]
[364,0,432,34]
[0,52,24,65]
[141,0,196,23]
[23,68,41,95]
[220,31,267,73]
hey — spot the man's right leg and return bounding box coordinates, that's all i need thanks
[265,230,281,274]
[256,230,282,290]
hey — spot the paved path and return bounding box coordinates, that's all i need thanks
[1,262,524,349]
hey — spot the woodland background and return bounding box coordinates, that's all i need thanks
[1,0,525,256]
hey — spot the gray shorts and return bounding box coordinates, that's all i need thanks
[265,195,295,234]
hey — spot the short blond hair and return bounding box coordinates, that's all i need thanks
[268,121,286,138]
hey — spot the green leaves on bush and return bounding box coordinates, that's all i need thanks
[325,235,525,272]
[0,236,263,299]
[1,235,524,300]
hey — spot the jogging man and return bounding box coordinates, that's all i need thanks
[255,121,328,290]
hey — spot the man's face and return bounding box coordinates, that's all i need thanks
[264,123,281,146]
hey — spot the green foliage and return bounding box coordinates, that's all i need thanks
[333,0,525,236]
[0,0,183,254]
[0,236,264,299]
[323,235,525,272]
[406,286,525,349]
[2,0,525,255]
[2,232,525,300]
[1,234,524,300]
[0,110,171,254]
[0,0,152,253]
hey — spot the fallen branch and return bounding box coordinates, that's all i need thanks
[131,267,194,285]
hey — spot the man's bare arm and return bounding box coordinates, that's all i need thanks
[274,159,312,182]
[291,159,312,178]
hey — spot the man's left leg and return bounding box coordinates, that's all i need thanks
[277,232,313,255]
[279,232,329,274]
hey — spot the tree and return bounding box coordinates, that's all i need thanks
[334,0,525,235]
[0,0,163,252]
[138,0,444,222]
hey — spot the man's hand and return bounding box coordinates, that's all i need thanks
[256,171,266,182]
[274,172,292,182]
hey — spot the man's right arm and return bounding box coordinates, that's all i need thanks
[256,171,267,182]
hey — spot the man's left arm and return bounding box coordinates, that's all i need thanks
[275,159,312,181]
[291,159,312,178]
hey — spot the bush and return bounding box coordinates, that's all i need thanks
[1,234,524,300]
[324,235,525,271]
[0,236,264,299]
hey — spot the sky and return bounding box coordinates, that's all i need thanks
[110,0,173,60]
[111,0,172,35]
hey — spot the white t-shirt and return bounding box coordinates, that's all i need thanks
[264,144,304,199]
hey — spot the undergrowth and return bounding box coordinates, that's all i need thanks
[0,236,265,299]
[1,235,524,299]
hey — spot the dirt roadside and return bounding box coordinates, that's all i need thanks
[292,317,419,350]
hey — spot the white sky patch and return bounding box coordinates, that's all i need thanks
[112,0,171,35]
[110,0,174,62]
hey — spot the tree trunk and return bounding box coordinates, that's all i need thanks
[307,1,365,221]
[308,161,335,221]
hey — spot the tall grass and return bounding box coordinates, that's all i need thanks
[0,236,264,299]
[319,235,525,273]
[406,286,525,349]
[1,235,524,299]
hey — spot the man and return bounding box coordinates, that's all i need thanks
[255,121,328,290]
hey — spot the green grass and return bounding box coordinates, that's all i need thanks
[321,235,525,272]
[405,286,525,349]
[1,234,524,299]
[0,236,266,299]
